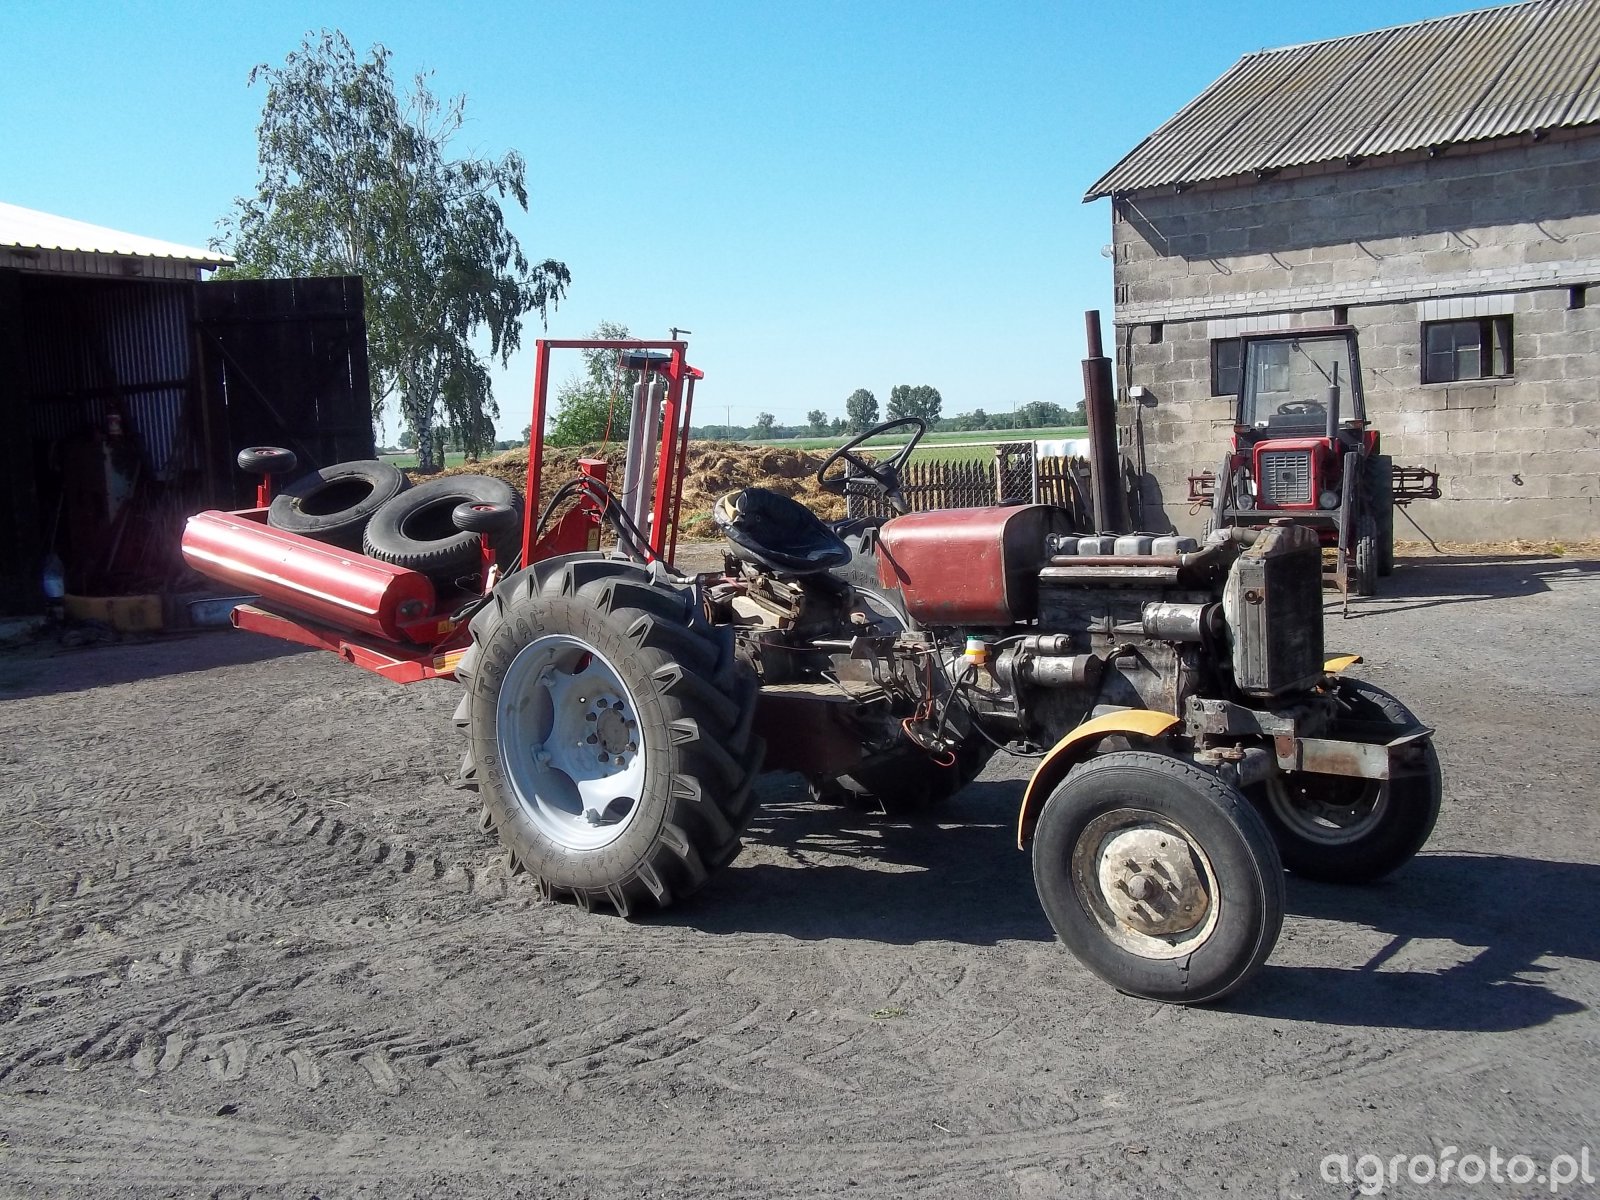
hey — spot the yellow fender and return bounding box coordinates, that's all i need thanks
[1016,709,1180,849]
[1324,654,1363,674]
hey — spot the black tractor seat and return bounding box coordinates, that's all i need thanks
[713,487,852,575]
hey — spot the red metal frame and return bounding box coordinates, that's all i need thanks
[524,339,700,567]
[232,603,470,684]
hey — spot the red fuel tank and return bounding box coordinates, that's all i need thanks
[875,504,1075,626]
[182,511,438,643]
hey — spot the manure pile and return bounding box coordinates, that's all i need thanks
[419,442,850,540]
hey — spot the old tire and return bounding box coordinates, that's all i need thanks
[1032,751,1284,1004]
[364,474,522,582]
[1253,679,1441,884]
[453,556,763,915]
[1351,510,1378,597]
[267,459,408,549]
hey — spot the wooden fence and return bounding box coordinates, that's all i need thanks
[846,445,1094,527]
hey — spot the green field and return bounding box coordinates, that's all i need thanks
[749,426,1088,453]
[379,451,471,470]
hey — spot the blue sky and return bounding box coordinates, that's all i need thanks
[2,0,1475,441]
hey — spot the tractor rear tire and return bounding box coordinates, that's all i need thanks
[1368,455,1396,577]
[453,556,764,916]
[1032,751,1284,1004]
[1352,510,1379,597]
[1252,678,1441,884]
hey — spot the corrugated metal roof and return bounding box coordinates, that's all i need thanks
[1085,0,1600,199]
[0,201,230,266]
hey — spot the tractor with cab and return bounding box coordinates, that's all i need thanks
[1188,326,1439,604]
[182,334,1442,1004]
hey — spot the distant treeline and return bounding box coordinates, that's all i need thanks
[693,400,1088,443]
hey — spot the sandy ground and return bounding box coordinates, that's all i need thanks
[1,550,1597,1199]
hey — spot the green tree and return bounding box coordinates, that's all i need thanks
[886,384,942,423]
[1015,400,1065,428]
[845,388,878,432]
[218,30,570,470]
[806,408,828,435]
[753,412,777,438]
[547,320,638,446]
[398,428,417,449]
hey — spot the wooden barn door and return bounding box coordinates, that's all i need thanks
[194,277,373,507]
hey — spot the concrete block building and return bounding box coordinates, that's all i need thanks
[1086,0,1600,540]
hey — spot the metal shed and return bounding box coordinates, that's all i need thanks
[0,203,373,615]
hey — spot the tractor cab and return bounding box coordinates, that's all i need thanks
[1231,327,1370,511]
[1238,328,1366,436]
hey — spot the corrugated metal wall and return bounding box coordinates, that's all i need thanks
[1,270,372,613]
[19,275,197,481]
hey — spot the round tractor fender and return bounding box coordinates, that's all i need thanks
[1016,709,1181,850]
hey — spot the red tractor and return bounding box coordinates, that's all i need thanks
[1191,326,1437,603]
[183,336,1442,1004]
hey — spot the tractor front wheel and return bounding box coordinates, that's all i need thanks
[454,558,763,915]
[1031,752,1284,1004]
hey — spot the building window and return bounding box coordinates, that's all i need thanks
[1211,338,1243,396]
[1422,317,1512,384]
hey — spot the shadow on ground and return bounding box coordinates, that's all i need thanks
[1239,853,1595,1031]
[1341,555,1600,618]
[673,774,1593,1031]
[659,777,1057,946]
[0,629,307,699]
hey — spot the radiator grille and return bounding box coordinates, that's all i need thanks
[1260,450,1313,506]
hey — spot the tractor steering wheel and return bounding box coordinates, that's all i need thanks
[1277,400,1326,416]
[817,417,927,514]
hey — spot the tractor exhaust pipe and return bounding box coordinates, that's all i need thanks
[1082,310,1124,533]
[1325,361,1342,442]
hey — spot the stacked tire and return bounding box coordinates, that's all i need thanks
[362,475,522,582]
[263,458,522,585]
[267,460,409,550]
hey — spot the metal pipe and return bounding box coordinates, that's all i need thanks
[1325,361,1342,442]
[1141,601,1214,643]
[1081,310,1122,533]
[522,340,553,563]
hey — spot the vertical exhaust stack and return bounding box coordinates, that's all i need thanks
[1082,310,1125,533]
[1325,361,1342,443]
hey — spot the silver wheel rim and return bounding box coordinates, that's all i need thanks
[1264,774,1387,846]
[1070,808,1222,960]
[495,635,647,852]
